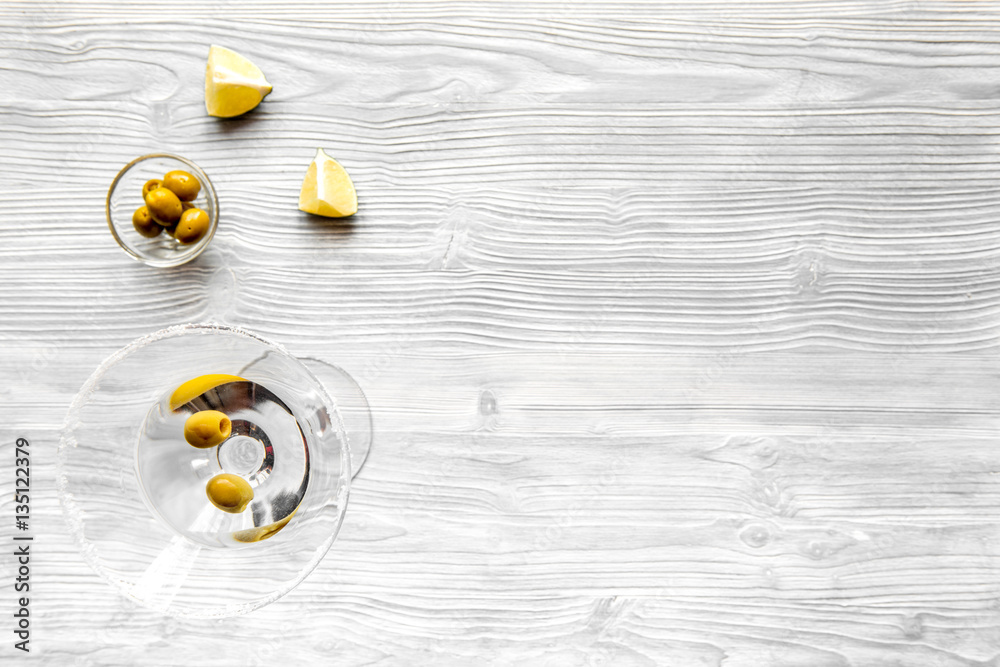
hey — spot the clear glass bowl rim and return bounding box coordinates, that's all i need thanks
[105,153,219,268]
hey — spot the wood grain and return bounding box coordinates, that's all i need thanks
[2,1,1000,665]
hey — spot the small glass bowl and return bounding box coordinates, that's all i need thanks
[107,154,219,268]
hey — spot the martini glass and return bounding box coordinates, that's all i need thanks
[57,324,372,617]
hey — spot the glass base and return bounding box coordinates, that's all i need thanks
[300,358,372,478]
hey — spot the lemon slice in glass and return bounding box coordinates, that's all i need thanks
[205,45,272,118]
[169,373,246,410]
[298,149,358,217]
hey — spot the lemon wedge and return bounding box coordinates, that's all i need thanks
[169,374,246,411]
[205,45,272,118]
[233,508,297,543]
[298,148,358,217]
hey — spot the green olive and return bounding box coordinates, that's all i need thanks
[141,179,162,199]
[184,410,232,448]
[174,207,211,245]
[131,205,162,238]
[144,187,183,225]
[206,474,253,513]
[162,170,201,202]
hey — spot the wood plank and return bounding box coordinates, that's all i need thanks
[3,263,1000,357]
[2,3,1000,107]
[3,102,1000,190]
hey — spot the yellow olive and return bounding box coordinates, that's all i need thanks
[176,202,196,232]
[162,170,201,202]
[206,474,253,513]
[131,205,161,238]
[174,207,211,245]
[184,410,232,448]
[141,179,162,199]
[144,187,183,225]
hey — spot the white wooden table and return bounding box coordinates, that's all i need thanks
[2,1,1000,664]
